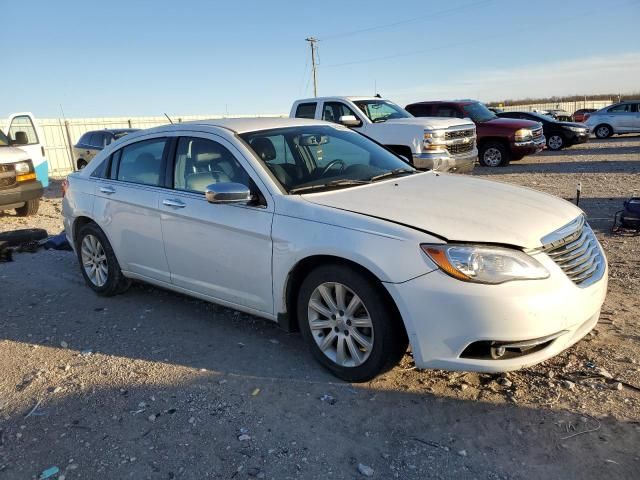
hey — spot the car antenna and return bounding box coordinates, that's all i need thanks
[164,113,174,124]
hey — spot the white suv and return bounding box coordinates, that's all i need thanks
[585,101,640,138]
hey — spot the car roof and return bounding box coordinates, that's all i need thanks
[294,96,381,103]
[84,128,139,135]
[406,100,476,106]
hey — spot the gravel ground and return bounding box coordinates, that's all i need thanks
[1,135,639,479]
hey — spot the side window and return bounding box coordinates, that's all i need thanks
[7,115,39,145]
[295,102,317,119]
[104,134,115,146]
[435,105,461,118]
[116,138,167,186]
[87,133,101,148]
[173,137,249,193]
[322,102,361,125]
[109,150,121,179]
[90,154,110,178]
[78,133,90,145]
[608,104,630,113]
[406,104,429,116]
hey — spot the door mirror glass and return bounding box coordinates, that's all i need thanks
[205,183,251,204]
[339,115,360,127]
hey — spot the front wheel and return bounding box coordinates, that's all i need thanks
[546,134,564,150]
[479,142,510,167]
[594,124,612,139]
[15,199,40,216]
[297,264,407,382]
[76,223,130,296]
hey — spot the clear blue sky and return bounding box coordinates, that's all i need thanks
[2,0,639,118]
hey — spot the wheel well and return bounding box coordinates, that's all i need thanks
[281,255,406,341]
[384,145,413,163]
[595,123,612,131]
[477,137,509,151]
[72,216,95,246]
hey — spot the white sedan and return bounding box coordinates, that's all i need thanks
[62,118,607,382]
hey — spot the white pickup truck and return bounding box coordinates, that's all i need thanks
[0,113,47,216]
[290,96,477,172]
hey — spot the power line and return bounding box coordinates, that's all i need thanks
[320,0,640,69]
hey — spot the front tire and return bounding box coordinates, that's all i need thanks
[76,223,130,296]
[297,264,407,382]
[15,199,40,216]
[594,124,612,139]
[479,142,510,167]
[546,134,564,150]
[77,159,87,170]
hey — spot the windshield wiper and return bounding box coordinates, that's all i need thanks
[289,179,371,194]
[369,168,417,182]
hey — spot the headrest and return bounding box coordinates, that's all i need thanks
[191,140,222,162]
[250,137,276,161]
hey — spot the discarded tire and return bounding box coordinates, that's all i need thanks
[0,228,48,247]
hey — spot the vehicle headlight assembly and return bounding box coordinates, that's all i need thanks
[421,244,549,284]
[514,128,533,142]
[14,161,32,174]
[423,130,446,151]
[568,126,588,133]
[423,130,445,140]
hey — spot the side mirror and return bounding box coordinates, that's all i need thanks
[339,115,361,127]
[205,183,252,204]
[12,131,29,145]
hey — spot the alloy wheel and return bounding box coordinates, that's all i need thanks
[307,282,374,367]
[483,147,503,167]
[596,126,610,138]
[548,135,563,150]
[81,234,108,287]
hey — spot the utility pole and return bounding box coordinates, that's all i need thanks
[305,37,318,97]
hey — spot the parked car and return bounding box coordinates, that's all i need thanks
[497,111,590,150]
[290,96,477,173]
[572,108,596,123]
[74,129,139,170]
[62,118,607,381]
[544,109,572,122]
[584,101,640,138]
[0,113,47,216]
[405,100,545,167]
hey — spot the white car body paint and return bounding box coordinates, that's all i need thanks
[63,118,607,373]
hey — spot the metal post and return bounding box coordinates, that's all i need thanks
[63,120,75,172]
[306,37,318,97]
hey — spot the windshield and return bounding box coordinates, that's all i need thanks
[354,100,412,123]
[525,112,553,122]
[241,125,415,193]
[462,102,497,122]
[0,129,9,147]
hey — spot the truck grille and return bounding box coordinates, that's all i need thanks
[445,128,475,140]
[532,127,543,139]
[0,164,17,189]
[446,142,474,155]
[541,216,605,287]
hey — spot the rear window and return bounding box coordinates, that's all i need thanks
[295,102,317,119]
[114,138,167,186]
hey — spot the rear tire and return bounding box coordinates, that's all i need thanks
[15,199,40,217]
[479,142,510,167]
[297,264,408,382]
[76,223,130,296]
[77,159,87,170]
[594,124,612,139]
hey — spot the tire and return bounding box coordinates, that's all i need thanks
[0,228,47,246]
[76,222,130,296]
[77,159,87,170]
[479,142,510,167]
[546,134,564,151]
[297,264,408,382]
[594,124,612,139]
[15,199,40,217]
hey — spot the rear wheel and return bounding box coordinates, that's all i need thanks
[297,264,407,382]
[15,199,40,216]
[76,223,130,296]
[479,142,510,167]
[77,159,87,170]
[546,134,564,150]
[594,124,612,139]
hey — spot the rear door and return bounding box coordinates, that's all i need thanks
[92,136,171,283]
[5,113,48,186]
[605,103,634,132]
[159,132,275,314]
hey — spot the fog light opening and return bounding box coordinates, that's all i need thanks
[490,345,506,359]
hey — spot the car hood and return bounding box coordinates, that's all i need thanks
[302,172,582,248]
[0,146,30,164]
[557,121,588,128]
[386,116,474,130]
[481,117,542,130]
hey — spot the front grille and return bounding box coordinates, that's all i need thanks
[446,141,474,155]
[0,164,16,189]
[532,128,543,139]
[541,216,605,287]
[445,128,474,140]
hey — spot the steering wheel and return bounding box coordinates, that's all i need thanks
[319,159,345,177]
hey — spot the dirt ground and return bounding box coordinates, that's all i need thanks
[1,136,639,479]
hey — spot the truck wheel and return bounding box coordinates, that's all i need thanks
[546,134,564,150]
[297,264,408,382]
[594,124,612,139]
[15,199,40,217]
[77,159,87,170]
[479,142,510,167]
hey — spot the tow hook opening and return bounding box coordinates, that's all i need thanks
[461,331,568,360]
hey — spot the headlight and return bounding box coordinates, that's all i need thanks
[14,161,32,174]
[423,130,445,140]
[514,128,533,142]
[568,126,588,133]
[421,244,549,284]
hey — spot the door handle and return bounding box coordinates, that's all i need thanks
[163,199,186,208]
[99,186,116,195]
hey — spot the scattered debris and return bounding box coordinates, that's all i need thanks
[39,466,59,479]
[238,434,251,441]
[320,394,336,405]
[24,399,42,419]
[561,380,576,390]
[457,449,467,457]
[357,463,374,477]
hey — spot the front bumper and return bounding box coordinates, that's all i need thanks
[0,180,44,209]
[566,131,591,145]
[511,135,546,157]
[412,147,477,173]
[384,251,608,372]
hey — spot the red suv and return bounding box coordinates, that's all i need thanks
[405,100,545,167]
